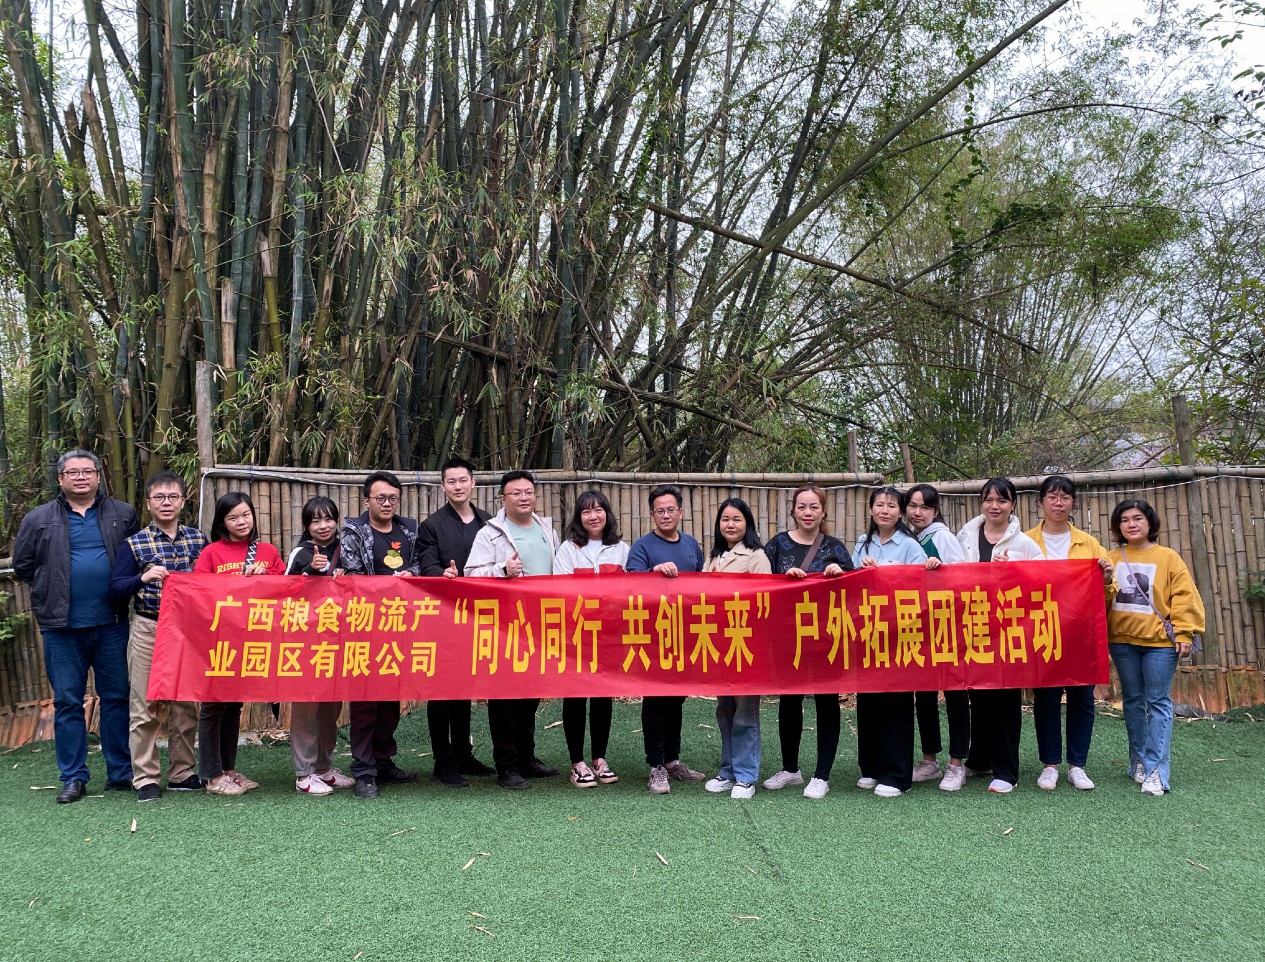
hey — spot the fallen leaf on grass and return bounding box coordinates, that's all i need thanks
[809,917,825,923]
[1002,827,1014,836]
[478,851,491,856]
[469,925,496,937]
[544,721,563,730]
[30,785,57,791]
[130,819,137,833]
[698,724,714,730]
[353,953,363,960]
[742,866,757,876]
[386,826,417,838]
[1188,860,1211,871]
[1210,758,1228,762]
[84,838,91,842]
[656,852,669,866]
[28,898,40,908]
[462,853,492,871]
[733,915,760,922]
[462,858,476,871]
[567,815,581,822]
[469,912,487,919]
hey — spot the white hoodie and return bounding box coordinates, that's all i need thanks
[916,520,967,564]
[957,514,1043,562]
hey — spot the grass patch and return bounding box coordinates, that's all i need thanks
[3,698,1262,962]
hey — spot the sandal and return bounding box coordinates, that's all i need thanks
[570,762,597,788]
[593,759,619,785]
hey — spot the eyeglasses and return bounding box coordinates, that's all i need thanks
[148,493,184,504]
[652,508,680,517]
[60,469,98,479]
[371,495,400,506]
[1042,493,1074,503]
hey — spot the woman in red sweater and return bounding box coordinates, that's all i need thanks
[193,492,284,795]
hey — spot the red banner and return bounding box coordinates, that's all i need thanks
[147,561,1108,701]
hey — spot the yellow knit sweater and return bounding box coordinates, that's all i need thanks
[1107,542,1206,647]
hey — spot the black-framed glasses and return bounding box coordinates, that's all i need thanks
[371,495,400,506]
[149,493,185,504]
[60,468,98,479]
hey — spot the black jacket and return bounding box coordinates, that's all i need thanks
[417,503,492,576]
[13,489,141,628]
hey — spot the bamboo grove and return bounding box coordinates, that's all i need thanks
[0,0,1252,513]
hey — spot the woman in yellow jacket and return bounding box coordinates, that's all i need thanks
[1107,499,1205,797]
[1025,475,1117,792]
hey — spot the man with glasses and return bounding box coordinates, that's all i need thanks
[467,470,561,789]
[107,471,206,801]
[417,457,495,787]
[14,450,140,802]
[626,484,707,795]
[339,471,421,798]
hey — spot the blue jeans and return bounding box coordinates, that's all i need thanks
[1033,685,1096,767]
[716,696,761,784]
[1109,643,1178,789]
[41,622,132,784]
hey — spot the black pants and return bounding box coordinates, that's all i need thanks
[777,693,841,780]
[641,695,685,768]
[349,700,401,779]
[915,690,971,760]
[427,699,474,766]
[856,692,914,791]
[563,697,612,764]
[965,688,1021,785]
[197,702,242,779]
[488,698,539,774]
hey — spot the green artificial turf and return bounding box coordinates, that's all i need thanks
[3,698,1263,962]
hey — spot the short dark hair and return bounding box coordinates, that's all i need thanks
[647,484,682,509]
[362,470,403,498]
[565,490,621,546]
[301,496,340,531]
[209,491,258,543]
[1038,474,1077,502]
[440,457,476,481]
[710,497,762,558]
[499,470,536,493]
[980,477,1018,504]
[1110,499,1161,544]
[144,470,187,498]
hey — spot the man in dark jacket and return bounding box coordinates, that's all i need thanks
[339,470,420,798]
[417,457,495,787]
[13,450,140,802]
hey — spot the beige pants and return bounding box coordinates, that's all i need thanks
[128,615,198,787]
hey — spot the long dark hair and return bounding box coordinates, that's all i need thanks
[857,486,911,553]
[905,483,945,525]
[564,490,621,546]
[710,497,762,559]
[209,491,258,543]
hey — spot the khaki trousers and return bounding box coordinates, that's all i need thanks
[128,615,198,787]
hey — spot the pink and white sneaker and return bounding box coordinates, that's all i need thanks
[296,774,333,796]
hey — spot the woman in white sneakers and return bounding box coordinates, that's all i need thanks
[554,490,629,789]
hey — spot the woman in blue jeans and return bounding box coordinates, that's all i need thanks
[1107,499,1205,797]
[702,498,771,800]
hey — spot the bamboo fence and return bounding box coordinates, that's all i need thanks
[3,465,1264,742]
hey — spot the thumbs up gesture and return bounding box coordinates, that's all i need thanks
[312,545,329,572]
[444,559,458,579]
[506,551,523,578]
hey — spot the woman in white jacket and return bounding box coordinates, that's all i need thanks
[957,477,1044,794]
[553,490,629,788]
[905,484,971,792]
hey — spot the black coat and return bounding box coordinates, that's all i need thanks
[417,503,492,576]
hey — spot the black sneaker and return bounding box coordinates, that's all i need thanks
[136,784,161,803]
[454,755,496,777]
[496,771,531,790]
[104,779,134,792]
[431,765,470,789]
[376,763,418,784]
[355,775,379,799]
[519,757,559,778]
[167,775,205,792]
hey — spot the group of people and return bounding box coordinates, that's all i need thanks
[12,450,1205,806]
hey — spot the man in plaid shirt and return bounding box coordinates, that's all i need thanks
[108,471,207,802]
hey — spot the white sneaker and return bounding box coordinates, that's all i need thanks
[1068,766,1095,791]
[803,777,829,799]
[987,778,1015,794]
[939,763,966,792]
[856,776,877,790]
[730,782,755,799]
[296,774,333,796]
[912,759,942,783]
[1037,766,1059,790]
[705,776,735,793]
[318,768,356,789]
[874,783,903,798]
[1140,771,1165,797]
[1131,762,1146,784]
[762,769,804,790]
